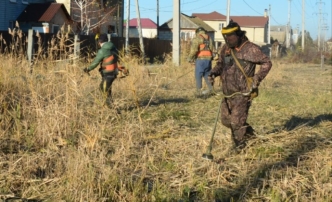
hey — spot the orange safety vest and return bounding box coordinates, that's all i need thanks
[197,35,212,57]
[102,55,117,71]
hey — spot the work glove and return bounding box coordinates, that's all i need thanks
[122,68,129,76]
[251,75,260,89]
[208,74,215,86]
[83,67,90,74]
[248,76,259,100]
[187,57,195,64]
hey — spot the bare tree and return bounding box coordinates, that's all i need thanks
[71,0,118,35]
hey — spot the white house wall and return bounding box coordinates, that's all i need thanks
[203,20,225,42]
[242,27,265,44]
[127,28,157,38]
[56,0,71,14]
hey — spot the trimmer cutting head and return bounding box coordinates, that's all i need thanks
[202,152,214,160]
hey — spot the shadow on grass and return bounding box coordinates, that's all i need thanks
[267,114,332,134]
[212,134,329,202]
[283,114,332,130]
[123,97,191,111]
[141,97,191,106]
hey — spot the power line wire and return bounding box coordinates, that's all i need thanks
[242,0,263,15]
[182,0,218,12]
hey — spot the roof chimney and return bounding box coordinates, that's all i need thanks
[264,9,268,18]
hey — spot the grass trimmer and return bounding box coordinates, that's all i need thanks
[202,96,223,160]
[201,88,254,160]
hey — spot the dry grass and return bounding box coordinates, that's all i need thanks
[0,48,331,202]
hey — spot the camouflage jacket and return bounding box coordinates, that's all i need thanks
[211,40,272,96]
[188,33,214,61]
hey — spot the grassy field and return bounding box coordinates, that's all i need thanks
[0,53,331,202]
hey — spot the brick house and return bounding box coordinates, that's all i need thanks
[56,0,124,36]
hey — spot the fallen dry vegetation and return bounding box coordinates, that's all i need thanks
[0,45,331,202]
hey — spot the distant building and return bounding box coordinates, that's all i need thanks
[193,11,269,45]
[158,13,215,41]
[270,25,294,47]
[124,18,157,38]
[0,0,54,31]
[56,0,124,36]
[16,3,71,33]
[192,11,226,42]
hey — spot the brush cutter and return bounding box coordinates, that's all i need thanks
[202,96,223,160]
[202,88,254,161]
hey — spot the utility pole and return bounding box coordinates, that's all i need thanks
[135,0,145,62]
[172,0,180,66]
[286,0,291,48]
[322,22,328,51]
[157,0,159,39]
[268,5,271,44]
[226,0,230,25]
[317,0,323,50]
[301,0,305,51]
[125,0,130,53]
[315,0,326,51]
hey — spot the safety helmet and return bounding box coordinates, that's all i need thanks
[196,27,206,33]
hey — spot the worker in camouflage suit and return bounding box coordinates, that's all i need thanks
[208,20,272,149]
[83,34,128,110]
[187,27,215,97]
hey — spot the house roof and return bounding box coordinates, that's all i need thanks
[193,11,268,28]
[229,16,268,28]
[159,13,215,32]
[192,11,226,21]
[125,18,157,28]
[17,3,71,22]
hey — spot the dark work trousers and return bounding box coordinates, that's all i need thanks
[220,96,252,146]
[195,59,213,91]
[99,74,116,107]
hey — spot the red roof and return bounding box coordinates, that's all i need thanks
[192,11,226,21]
[125,18,157,28]
[229,16,268,27]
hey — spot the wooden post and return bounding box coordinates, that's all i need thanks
[27,29,34,73]
[74,35,80,63]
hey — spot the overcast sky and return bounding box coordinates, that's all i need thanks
[125,0,332,40]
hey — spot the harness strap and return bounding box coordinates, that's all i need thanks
[230,49,253,88]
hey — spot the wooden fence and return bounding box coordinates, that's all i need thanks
[0,31,174,63]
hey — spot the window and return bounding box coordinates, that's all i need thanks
[180,32,185,40]
[8,21,14,29]
[52,25,59,34]
[22,0,28,4]
[186,32,190,41]
[219,23,224,30]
